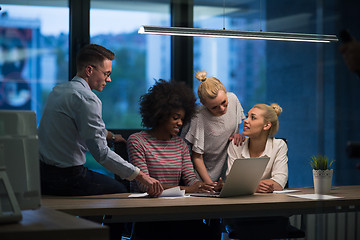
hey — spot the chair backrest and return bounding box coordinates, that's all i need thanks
[110,129,143,160]
[278,138,288,189]
[110,129,142,191]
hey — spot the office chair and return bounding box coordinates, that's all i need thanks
[225,138,305,240]
[113,141,131,191]
[279,138,288,189]
[111,129,143,191]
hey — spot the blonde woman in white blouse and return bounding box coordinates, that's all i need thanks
[227,103,288,192]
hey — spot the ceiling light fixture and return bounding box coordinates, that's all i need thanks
[138,26,338,43]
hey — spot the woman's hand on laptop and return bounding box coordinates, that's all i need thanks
[213,178,224,192]
[190,181,216,193]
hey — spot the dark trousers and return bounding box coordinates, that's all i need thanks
[40,161,129,240]
[40,161,128,196]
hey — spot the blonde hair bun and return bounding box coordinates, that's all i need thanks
[195,70,207,82]
[271,103,282,116]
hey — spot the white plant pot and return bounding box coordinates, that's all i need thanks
[313,169,333,194]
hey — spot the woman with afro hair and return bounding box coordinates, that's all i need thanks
[127,79,213,194]
[127,79,219,240]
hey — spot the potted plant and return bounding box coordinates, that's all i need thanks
[310,154,334,194]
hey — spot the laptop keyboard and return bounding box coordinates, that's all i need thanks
[189,192,221,197]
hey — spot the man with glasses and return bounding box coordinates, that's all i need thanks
[38,44,163,198]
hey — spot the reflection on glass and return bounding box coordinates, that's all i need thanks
[87,1,170,176]
[0,3,69,124]
[193,3,266,111]
[90,1,171,129]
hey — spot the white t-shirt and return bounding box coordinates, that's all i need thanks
[226,137,288,188]
[182,92,245,182]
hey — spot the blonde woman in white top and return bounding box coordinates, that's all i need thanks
[227,103,288,192]
[181,70,245,186]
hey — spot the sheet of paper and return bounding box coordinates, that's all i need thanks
[159,186,185,197]
[273,189,301,194]
[128,193,149,198]
[128,186,187,198]
[287,193,343,200]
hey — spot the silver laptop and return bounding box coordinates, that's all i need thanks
[190,157,270,198]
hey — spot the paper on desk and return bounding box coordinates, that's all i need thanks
[128,192,149,198]
[273,189,301,194]
[160,186,186,197]
[287,194,343,200]
[128,186,187,198]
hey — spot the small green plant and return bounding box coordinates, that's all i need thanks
[310,154,334,170]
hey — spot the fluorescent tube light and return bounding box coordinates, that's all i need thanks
[138,26,338,43]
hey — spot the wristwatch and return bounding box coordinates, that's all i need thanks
[111,133,116,141]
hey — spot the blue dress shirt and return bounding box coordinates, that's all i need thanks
[38,76,139,180]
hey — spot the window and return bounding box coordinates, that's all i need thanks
[86,1,171,176]
[0,2,69,124]
[2,1,358,187]
[193,0,339,187]
[90,1,171,129]
[193,2,266,110]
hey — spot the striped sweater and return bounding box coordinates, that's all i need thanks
[127,131,199,193]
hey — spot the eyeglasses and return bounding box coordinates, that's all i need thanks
[91,65,111,78]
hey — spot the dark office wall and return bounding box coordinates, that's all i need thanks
[266,1,326,187]
[335,1,360,185]
[266,0,360,187]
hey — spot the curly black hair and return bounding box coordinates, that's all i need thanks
[140,79,197,129]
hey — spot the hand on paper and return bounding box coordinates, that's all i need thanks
[136,171,164,197]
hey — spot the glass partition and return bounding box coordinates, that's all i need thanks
[88,0,171,175]
[2,0,358,188]
[193,1,266,110]
[193,0,339,188]
[90,0,171,129]
[0,2,69,124]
